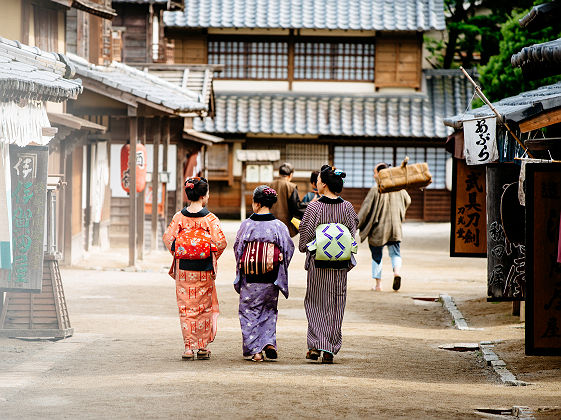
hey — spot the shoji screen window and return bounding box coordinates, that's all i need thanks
[285,144,329,172]
[209,37,288,80]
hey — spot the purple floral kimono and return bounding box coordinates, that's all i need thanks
[234,213,295,357]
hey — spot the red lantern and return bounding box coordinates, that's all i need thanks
[120,143,147,193]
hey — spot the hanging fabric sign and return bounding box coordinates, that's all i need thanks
[0,145,48,293]
[463,117,498,165]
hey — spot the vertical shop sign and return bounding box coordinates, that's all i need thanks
[487,164,525,301]
[0,145,48,293]
[450,159,487,257]
[463,117,498,165]
[525,163,561,355]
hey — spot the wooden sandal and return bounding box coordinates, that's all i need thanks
[182,350,195,360]
[264,345,277,360]
[306,349,321,360]
[321,351,334,364]
[197,349,211,360]
[251,352,264,362]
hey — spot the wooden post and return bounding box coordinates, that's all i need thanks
[512,300,521,317]
[176,142,184,211]
[163,118,170,223]
[137,118,146,260]
[128,110,138,267]
[240,162,246,221]
[151,117,160,251]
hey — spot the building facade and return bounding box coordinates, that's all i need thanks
[162,0,473,221]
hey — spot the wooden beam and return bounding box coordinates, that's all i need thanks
[129,115,138,267]
[519,107,561,133]
[151,117,161,251]
[137,118,146,260]
[163,118,170,223]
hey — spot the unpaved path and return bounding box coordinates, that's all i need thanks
[1,222,559,419]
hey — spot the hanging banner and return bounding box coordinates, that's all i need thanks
[450,159,487,257]
[463,117,498,165]
[0,145,48,293]
[486,164,525,301]
[525,163,561,355]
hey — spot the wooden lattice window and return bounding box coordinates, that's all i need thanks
[294,38,375,81]
[285,144,329,172]
[208,37,288,80]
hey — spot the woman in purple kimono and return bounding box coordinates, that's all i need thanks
[234,185,295,362]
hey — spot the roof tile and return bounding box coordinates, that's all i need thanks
[165,0,445,31]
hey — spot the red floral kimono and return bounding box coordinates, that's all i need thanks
[163,208,227,350]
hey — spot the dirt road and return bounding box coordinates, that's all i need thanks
[1,222,560,419]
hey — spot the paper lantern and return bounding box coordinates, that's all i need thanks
[120,143,147,193]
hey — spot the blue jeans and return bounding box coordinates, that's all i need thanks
[369,242,401,280]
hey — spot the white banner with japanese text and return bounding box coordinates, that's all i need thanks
[463,117,498,165]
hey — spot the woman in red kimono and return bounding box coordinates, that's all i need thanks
[163,177,227,360]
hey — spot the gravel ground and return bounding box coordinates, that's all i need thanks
[0,222,559,419]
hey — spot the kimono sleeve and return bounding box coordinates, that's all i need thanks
[298,202,318,253]
[207,214,228,259]
[162,212,181,255]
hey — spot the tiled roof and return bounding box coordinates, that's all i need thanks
[164,0,445,31]
[68,54,209,115]
[194,70,472,139]
[133,64,218,115]
[519,1,561,31]
[0,37,82,103]
[444,80,561,129]
[511,38,561,81]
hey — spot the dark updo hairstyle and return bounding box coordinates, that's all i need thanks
[184,177,209,201]
[319,165,346,194]
[310,170,319,186]
[253,185,278,208]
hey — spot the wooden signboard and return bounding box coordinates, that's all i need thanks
[525,163,561,355]
[0,145,48,293]
[450,158,487,257]
[486,164,525,301]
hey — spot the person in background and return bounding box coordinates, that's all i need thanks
[302,170,321,204]
[163,177,227,360]
[234,186,295,362]
[358,162,411,292]
[270,162,304,237]
[298,166,358,364]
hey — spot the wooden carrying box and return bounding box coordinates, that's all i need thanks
[376,157,432,193]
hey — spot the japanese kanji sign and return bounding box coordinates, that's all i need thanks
[0,145,48,293]
[463,117,498,165]
[525,163,561,355]
[487,164,525,301]
[450,159,487,257]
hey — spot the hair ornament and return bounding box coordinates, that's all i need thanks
[263,187,277,197]
[185,182,194,189]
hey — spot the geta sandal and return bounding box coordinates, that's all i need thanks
[251,352,264,362]
[306,349,321,360]
[264,345,277,359]
[197,349,211,360]
[321,351,334,364]
[182,351,195,360]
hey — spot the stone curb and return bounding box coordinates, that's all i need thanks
[479,343,528,387]
[439,294,471,330]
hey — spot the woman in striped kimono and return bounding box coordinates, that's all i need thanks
[163,177,227,360]
[298,165,359,364]
[234,186,294,362]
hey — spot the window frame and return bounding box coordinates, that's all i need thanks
[208,35,375,82]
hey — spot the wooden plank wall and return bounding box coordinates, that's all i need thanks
[375,35,422,89]
[172,35,207,64]
[113,5,149,63]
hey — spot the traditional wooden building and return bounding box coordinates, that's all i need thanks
[162,0,472,221]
